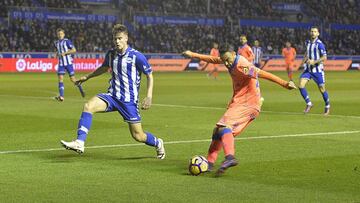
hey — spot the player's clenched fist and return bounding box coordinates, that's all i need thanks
[182,50,193,58]
[141,97,152,110]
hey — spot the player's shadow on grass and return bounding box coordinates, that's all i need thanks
[37,151,206,177]
[38,151,154,163]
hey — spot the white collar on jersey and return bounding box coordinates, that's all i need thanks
[116,46,131,56]
[310,37,319,43]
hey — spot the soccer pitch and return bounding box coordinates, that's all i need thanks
[0,71,359,202]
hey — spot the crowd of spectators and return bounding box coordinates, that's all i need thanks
[39,0,82,9]
[305,0,360,25]
[1,0,82,8]
[123,0,287,20]
[0,0,82,17]
[123,0,208,16]
[329,30,360,55]
[2,18,360,55]
[124,0,360,25]
[132,24,310,54]
[0,0,359,55]
[133,24,360,55]
[1,19,113,52]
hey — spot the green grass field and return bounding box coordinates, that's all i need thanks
[0,71,359,202]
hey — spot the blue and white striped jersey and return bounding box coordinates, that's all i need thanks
[304,38,327,73]
[54,38,74,66]
[102,47,152,104]
[252,46,262,64]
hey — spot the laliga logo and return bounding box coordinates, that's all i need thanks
[16,59,26,72]
[16,59,53,72]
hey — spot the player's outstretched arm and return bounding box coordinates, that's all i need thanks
[182,50,223,64]
[75,65,110,86]
[141,73,153,110]
[258,69,297,90]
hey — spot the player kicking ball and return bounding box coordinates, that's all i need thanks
[54,28,85,101]
[60,24,165,159]
[183,45,296,176]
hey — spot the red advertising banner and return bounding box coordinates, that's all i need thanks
[0,58,353,73]
[148,59,190,72]
[263,59,352,71]
[0,58,105,72]
[262,59,302,71]
[199,61,228,72]
[323,60,352,71]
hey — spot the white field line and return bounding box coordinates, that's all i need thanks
[0,130,359,155]
[0,94,359,119]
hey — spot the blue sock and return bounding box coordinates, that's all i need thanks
[59,82,64,97]
[299,88,311,104]
[145,132,159,147]
[77,112,93,142]
[322,91,330,106]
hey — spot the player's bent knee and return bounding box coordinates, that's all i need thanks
[299,82,306,88]
[319,85,326,93]
[83,101,96,113]
[212,126,232,140]
[131,131,146,142]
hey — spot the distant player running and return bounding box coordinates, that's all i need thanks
[205,42,220,79]
[252,40,263,69]
[237,35,254,62]
[183,45,296,176]
[298,26,330,115]
[54,28,85,101]
[60,24,165,159]
[282,41,296,81]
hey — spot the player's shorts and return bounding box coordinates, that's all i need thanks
[285,62,295,69]
[57,64,75,76]
[97,93,141,123]
[300,71,325,86]
[216,105,259,136]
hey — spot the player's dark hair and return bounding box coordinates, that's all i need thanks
[219,43,232,56]
[112,24,128,36]
[56,28,65,33]
[310,26,319,31]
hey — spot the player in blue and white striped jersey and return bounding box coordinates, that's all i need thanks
[298,26,330,115]
[60,24,165,159]
[54,28,85,101]
[252,40,263,69]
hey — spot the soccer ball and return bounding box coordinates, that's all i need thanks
[188,155,209,176]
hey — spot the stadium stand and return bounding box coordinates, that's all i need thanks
[0,0,359,54]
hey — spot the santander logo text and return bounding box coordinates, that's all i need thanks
[74,60,102,71]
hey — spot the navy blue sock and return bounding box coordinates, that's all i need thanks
[225,154,235,160]
[77,84,85,97]
[145,132,159,147]
[299,88,311,104]
[77,112,93,142]
[322,91,330,107]
[59,82,64,97]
